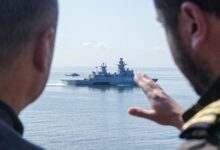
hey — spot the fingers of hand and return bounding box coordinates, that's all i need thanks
[142,75,161,89]
[134,74,161,94]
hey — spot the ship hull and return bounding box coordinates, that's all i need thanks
[62,78,158,87]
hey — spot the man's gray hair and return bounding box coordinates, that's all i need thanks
[0,0,58,69]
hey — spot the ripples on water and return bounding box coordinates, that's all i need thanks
[20,68,198,150]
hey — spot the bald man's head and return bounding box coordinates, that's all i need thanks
[0,0,58,69]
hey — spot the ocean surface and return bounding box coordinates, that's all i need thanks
[20,67,198,150]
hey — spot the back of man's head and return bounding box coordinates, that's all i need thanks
[0,0,58,71]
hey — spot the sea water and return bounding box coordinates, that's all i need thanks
[20,68,198,150]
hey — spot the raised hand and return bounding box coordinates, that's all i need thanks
[128,74,185,129]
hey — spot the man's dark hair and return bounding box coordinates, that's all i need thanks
[154,0,220,29]
[0,0,58,69]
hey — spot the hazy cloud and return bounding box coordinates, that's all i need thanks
[81,41,109,50]
[81,42,94,47]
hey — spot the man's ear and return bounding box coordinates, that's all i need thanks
[33,28,55,73]
[180,2,208,50]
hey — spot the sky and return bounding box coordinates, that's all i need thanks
[52,0,176,68]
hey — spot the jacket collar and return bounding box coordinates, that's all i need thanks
[182,77,220,123]
[0,100,23,135]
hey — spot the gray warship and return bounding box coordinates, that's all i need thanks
[62,58,157,86]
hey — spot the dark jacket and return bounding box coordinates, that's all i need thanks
[0,101,43,150]
[179,78,220,150]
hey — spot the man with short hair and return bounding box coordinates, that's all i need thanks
[0,0,58,149]
[129,0,220,149]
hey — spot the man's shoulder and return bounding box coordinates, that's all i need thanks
[179,100,220,150]
[0,120,43,150]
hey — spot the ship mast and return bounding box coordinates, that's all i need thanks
[118,58,127,75]
[100,63,107,75]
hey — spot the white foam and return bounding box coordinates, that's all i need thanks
[46,83,66,87]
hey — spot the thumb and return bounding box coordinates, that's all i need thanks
[128,107,155,120]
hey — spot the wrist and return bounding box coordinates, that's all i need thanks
[173,116,184,130]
